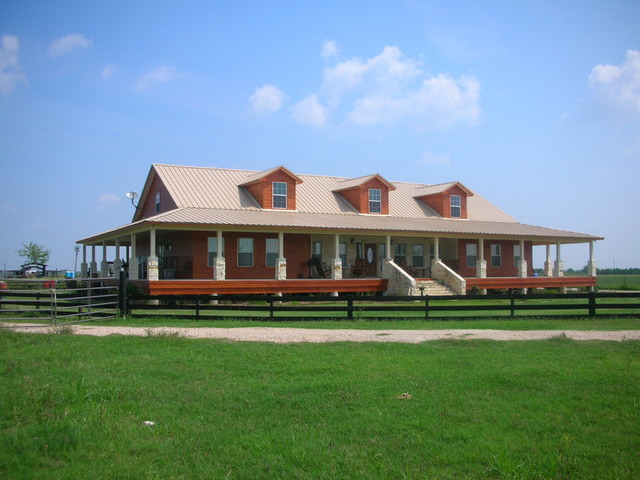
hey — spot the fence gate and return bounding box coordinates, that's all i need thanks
[0,277,120,326]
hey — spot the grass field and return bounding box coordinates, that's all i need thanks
[1,330,639,479]
[597,274,640,290]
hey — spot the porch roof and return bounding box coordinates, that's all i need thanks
[77,207,603,245]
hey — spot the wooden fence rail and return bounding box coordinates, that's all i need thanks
[126,292,640,321]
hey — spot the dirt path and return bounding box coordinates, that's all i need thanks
[5,324,640,343]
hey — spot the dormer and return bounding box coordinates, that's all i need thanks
[414,182,473,219]
[239,166,303,210]
[333,174,396,215]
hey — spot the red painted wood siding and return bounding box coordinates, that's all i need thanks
[139,175,177,219]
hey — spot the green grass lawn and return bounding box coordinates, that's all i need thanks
[597,274,640,290]
[1,330,639,479]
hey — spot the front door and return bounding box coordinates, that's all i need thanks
[364,244,377,276]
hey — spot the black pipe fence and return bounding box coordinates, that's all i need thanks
[126,291,640,321]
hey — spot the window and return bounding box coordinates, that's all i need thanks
[412,244,424,268]
[155,192,161,213]
[266,238,279,267]
[369,188,381,213]
[238,238,253,267]
[450,195,461,218]
[466,243,477,268]
[312,241,322,260]
[339,242,347,268]
[513,244,521,267]
[491,244,501,267]
[393,243,406,265]
[207,237,225,266]
[273,182,287,209]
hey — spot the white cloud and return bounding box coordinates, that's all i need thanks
[290,94,327,127]
[588,49,640,120]
[101,64,117,79]
[420,152,452,165]
[321,40,338,59]
[249,84,286,113]
[0,35,27,95]
[49,33,92,58]
[253,43,481,129]
[136,65,186,91]
[98,193,120,204]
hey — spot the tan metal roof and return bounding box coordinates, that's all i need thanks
[77,164,603,244]
[413,181,474,197]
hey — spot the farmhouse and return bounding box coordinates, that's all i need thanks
[77,164,602,295]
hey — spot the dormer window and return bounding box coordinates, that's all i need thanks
[369,188,381,213]
[273,182,287,209]
[450,195,461,218]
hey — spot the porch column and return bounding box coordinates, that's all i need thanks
[113,238,122,273]
[129,234,139,280]
[275,232,287,280]
[588,241,597,277]
[213,230,226,280]
[518,240,527,277]
[81,245,88,278]
[148,227,159,281]
[100,242,109,277]
[544,245,553,276]
[331,233,342,280]
[476,238,487,279]
[431,237,440,274]
[518,240,528,295]
[90,245,97,278]
[386,236,392,260]
[554,243,564,277]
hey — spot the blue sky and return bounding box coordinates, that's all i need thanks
[1,0,639,272]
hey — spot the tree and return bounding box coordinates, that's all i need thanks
[17,242,51,265]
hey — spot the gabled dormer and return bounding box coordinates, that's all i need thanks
[332,174,396,215]
[239,166,303,210]
[414,182,473,219]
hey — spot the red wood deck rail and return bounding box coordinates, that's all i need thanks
[135,278,388,295]
[465,276,596,290]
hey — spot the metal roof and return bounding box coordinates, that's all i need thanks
[77,164,604,244]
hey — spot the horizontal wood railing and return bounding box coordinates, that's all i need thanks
[466,276,596,290]
[135,278,388,295]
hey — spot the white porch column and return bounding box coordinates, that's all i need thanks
[113,238,122,273]
[81,245,88,278]
[386,236,392,260]
[148,227,159,281]
[544,245,553,276]
[588,241,597,277]
[90,245,97,278]
[331,233,342,280]
[213,230,226,280]
[476,238,487,279]
[554,243,564,277]
[129,234,139,280]
[100,242,109,277]
[431,237,441,274]
[518,240,527,277]
[275,232,287,280]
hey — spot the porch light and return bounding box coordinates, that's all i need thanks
[126,191,139,207]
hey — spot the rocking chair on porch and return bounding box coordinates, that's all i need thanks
[351,258,366,278]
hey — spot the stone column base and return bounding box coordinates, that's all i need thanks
[213,257,226,280]
[331,258,343,280]
[148,257,159,281]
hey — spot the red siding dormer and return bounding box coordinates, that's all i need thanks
[239,166,303,210]
[333,174,396,215]
[414,182,473,219]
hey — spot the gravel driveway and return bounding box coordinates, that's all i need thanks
[6,324,640,343]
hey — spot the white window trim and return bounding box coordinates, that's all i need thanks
[272,182,287,209]
[450,195,461,218]
[369,188,382,214]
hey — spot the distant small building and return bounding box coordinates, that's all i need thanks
[77,164,602,295]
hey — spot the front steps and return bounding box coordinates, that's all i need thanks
[413,279,458,296]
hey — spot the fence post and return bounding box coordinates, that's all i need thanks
[118,268,127,317]
[424,297,429,319]
[347,298,353,320]
[510,294,515,318]
[588,291,596,317]
[269,297,274,320]
[50,287,57,326]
